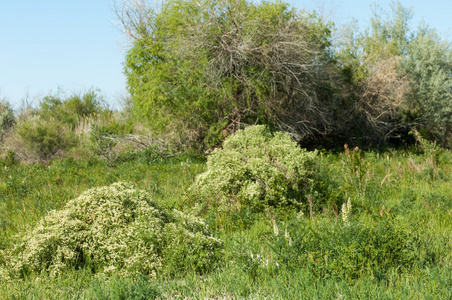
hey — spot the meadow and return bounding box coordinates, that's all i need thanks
[2,0,452,297]
[1,139,451,299]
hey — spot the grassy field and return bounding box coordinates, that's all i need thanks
[0,146,451,299]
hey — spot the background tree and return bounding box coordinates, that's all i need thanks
[336,1,452,146]
[401,26,452,145]
[116,0,341,148]
[118,0,452,149]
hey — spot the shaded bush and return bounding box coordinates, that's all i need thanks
[0,100,15,138]
[14,116,77,162]
[191,125,317,212]
[5,182,222,279]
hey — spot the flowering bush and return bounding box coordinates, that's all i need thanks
[6,182,221,279]
[192,125,317,212]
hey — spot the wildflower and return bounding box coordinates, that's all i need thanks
[296,210,304,220]
[273,217,279,236]
[341,198,352,224]
[285,226,292,246]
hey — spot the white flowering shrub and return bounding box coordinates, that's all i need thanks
[7,182,221,279]
[192,125,317,211]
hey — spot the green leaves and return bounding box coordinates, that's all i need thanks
[6,182,222,279]
[336,1,452,146]
[0,101,15,138]
[402,28,452,141]
[192,125,317,212]
[122,0,336,148]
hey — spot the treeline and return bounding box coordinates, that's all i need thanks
[1,0,451,163]
[0,91,125,163]
[117,0,452,149]
[0,89,184,164]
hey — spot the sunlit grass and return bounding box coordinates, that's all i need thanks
[1,148,451,299]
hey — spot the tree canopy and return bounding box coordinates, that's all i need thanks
[117,0,452,149]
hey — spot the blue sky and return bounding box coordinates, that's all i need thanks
[1,0,451,110]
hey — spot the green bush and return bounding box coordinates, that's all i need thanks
[0,150,18,167]
[40,90,103,128]
[89,119,130,156]
[15,116,77,162]
[121,0,336,148]
[5,182,222,279]
[192,125,317,212]
[0,100,15,138]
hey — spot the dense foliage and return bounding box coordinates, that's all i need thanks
[2,182,221,280]
[337,2,452,147]
[119,0,344,148]
[0,101,15,139]
[118,0,452,149]
[192,125,317,212]
[0,0,451,298]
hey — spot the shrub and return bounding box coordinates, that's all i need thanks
[14,116,77,162]
[40,90,104,128]
[0,100,15,138]
[6,182,222,279]
[191,125,317,212]
[89,118,130,157]
[0,150,18,167]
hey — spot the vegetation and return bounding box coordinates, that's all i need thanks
[0,0,451,298]
[192,125,318,212]
[337,2,452,147]
[0,138,451,298]
[116,0,452,149]
[117,0,344,147]
[0,100,15,139]
[3,182,221,280]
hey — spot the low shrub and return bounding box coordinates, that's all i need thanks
[89,119,130,157]
[39,90,104,128]
[14,116,77,162]
[4,182,222,279]
[191,125,318,213]
[0,150,18,167]
[0,101,15,138]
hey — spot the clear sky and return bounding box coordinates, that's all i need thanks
[1,0,451,110]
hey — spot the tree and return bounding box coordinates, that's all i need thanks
[333,2,413,145]
[336,1,452,146]
[116,0,339,148]
[402,26,452,145]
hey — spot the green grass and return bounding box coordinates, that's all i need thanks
[0,155,205,243]
[1,148,451,299]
